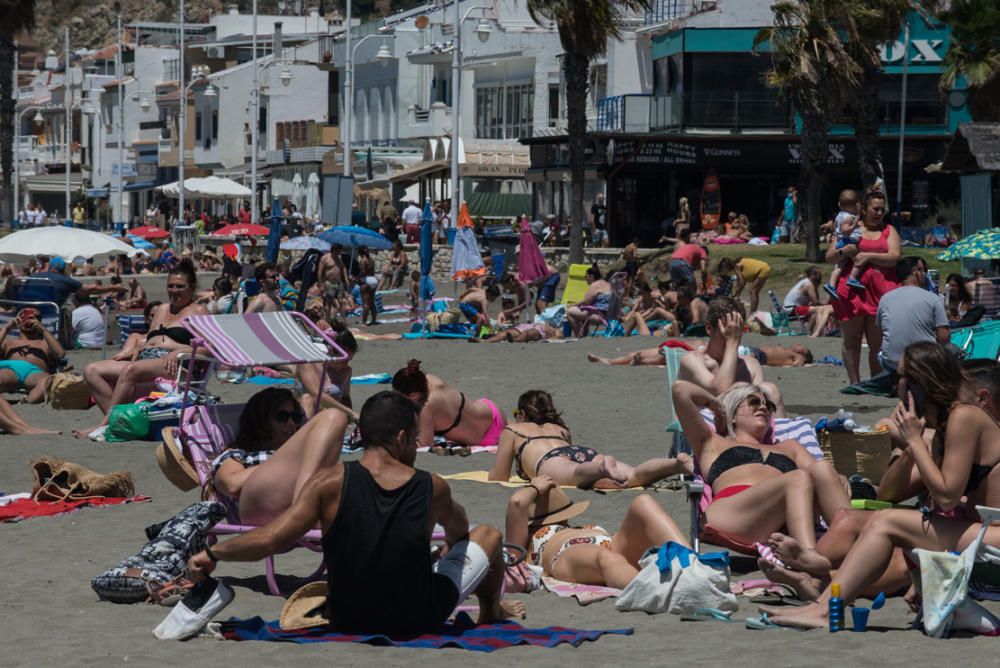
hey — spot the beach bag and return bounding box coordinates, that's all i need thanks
[615,542,738,615]
[105,402,153,442]
[31,456,135,502]
[536,305,566,327]
[91,501,227,604]
[45,372,91,410]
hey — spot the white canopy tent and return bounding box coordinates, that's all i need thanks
[0,227,148,264]
[156,176,252,200]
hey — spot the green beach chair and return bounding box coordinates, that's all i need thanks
[951,319,1000,361]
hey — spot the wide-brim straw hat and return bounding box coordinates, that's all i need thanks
[280,581,330,630]
[527,486,589,526]
[155,428,199,492]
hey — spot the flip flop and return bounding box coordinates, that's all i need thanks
[745,613,808,631]
[681,607,737,623]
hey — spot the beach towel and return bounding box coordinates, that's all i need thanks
[0,495,150,523]
[440,470,666,492]
[218,613,633,651]
[542,577,621,605]
[840,370,896,397]
[246,373,392,387]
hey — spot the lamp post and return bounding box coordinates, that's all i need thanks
[250,57,295,224]
[343,35,394,181]
[64,27,71,225]
[449,4,493,227]
[178,0,185,226]
[115,9,125,230]
[13,106,45,224]
[895,18,910,217]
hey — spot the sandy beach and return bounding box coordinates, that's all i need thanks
[2,273,997,667]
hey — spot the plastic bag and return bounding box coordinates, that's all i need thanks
[105,402,152,443]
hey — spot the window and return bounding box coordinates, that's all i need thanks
[327,71,339,125]
[475,83,534,139]
[548,83,560,127]
[195,112,202,141]
[211,111,218,141]
[879,74,946,126]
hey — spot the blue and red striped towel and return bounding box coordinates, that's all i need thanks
[219,613,632,652]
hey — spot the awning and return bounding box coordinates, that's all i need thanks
[460,141,530,178]
[388,159,449,184]
[124,180,157,192]
[86,187,109,198]
[466,191,532,220]
[24,173,83,193]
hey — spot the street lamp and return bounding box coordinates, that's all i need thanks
[342,33,396,179]
[450,5,494,226]
[13,105,47,223]
[249,59,293,224]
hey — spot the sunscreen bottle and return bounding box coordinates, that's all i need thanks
[829,582,845,632]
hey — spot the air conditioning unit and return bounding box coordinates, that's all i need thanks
[206,46,225,60]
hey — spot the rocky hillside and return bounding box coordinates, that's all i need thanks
[22,0,423,55]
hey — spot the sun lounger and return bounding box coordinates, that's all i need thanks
[0,299,61,341]
[767,289,807,336]
[117,313,148,345]
[560,264,591,306]
[951,319,1000,361]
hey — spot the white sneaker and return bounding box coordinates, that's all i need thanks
[153,579,234,641]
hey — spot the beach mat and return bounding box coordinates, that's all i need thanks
[542,577,620,605]
[0,495,151,523]
[246,373,392,386]
[840,371,895,397]
[441,470,657,492]
[402,331,475,340]
[218,613,633,651]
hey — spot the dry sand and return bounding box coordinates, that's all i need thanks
[1,273,997,666]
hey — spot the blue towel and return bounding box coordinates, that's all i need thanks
[247,373,391,386]
[219,613,633,652]
[817,355,844,366]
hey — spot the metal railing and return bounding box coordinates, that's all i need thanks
[644,0,710,24]
[596,93,791,132]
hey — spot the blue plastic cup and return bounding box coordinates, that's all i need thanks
[851,606,870,632]
[562,321,572,338]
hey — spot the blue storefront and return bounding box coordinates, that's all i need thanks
[590,12,968,244]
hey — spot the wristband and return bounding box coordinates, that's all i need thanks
[205,545,220,563]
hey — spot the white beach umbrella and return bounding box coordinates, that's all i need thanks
[157,176,252,199]
[306,172,322,219]
[0,227,148,264]
[291,173,305,212]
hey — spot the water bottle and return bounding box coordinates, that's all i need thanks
[829,582,845,632]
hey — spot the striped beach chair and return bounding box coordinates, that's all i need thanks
[167,312,351,595]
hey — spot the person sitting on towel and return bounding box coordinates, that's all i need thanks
[189,391,525,634]
[391,359,507,448]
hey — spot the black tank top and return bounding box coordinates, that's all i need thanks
[323,461,457,634]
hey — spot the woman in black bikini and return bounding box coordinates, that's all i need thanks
[671,378,849,550]
[489,390,693,488]
[79,259,208,440]
[378,240,408,290]
[767,342,1000,629]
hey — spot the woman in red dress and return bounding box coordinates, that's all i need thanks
[826,188,901,384]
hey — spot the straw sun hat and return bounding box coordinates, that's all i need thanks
[280,581,330,630]
[527,486,589,526]
[155,428,199,492]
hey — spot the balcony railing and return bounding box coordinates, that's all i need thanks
[597,93,791,133]
[644,0,716,24]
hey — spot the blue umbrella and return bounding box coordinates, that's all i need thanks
[317,225,392,251]
[419,199,435,301]
[266,197,282,263]
[280,235,331,252]
[127,234,155,250]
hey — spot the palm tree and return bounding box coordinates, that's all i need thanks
[526,0,652,263]
[755,0,862,262]
[938,0,1000,121]
[0,0,36,226]
[842,0,910,189]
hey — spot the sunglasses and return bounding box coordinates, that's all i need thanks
[743,395,776,414]
[275,409,305,425]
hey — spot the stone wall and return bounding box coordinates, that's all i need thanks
[372,245,628,279]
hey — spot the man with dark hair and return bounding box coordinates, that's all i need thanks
[678,295,785,412]
[245,262,283,313]
[876,256,949,374]
[188,391,523,635]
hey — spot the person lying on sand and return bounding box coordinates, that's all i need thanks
[210,388,348,526]
[489,390,692,488]
[392,359,506,449]
[189,392,524,634]
[588,342,813,369]
[479,322,562,343]
[504,477,689,589]
[0,395,59,435]
[762,342,1000,629]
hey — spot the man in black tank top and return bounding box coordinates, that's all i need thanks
[189,392,524,634]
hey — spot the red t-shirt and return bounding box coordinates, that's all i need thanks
[238,209,251,226]
[671,244,706,268]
